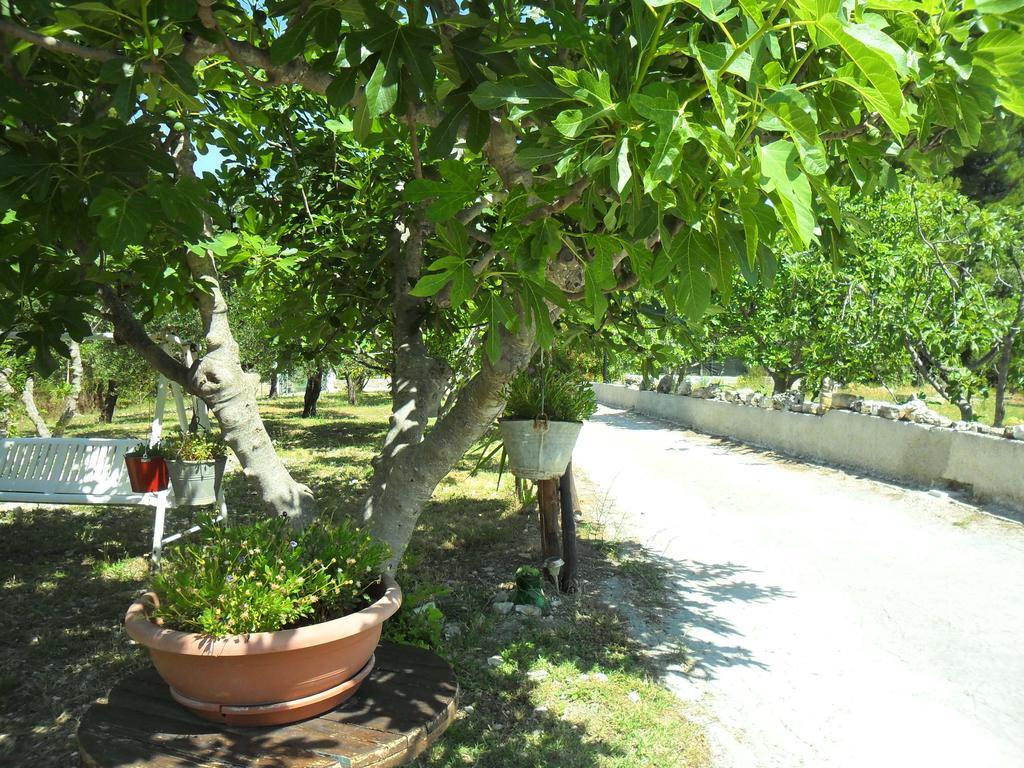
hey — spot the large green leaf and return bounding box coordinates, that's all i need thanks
[759,140,815,247]
[763,87,828,176]
[364,58,398,118]
[817,16,908,135]
[669,228,712,324]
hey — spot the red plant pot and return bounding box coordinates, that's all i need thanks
[124,456,169,493]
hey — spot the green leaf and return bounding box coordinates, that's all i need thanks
[409,270,452,297]
[364,58,398,118]
[763,87,828,176]
[88,188,152,253]
[669,228,712,324]
[759,140,815,248]
[326,69,357,108]
[270,19,311,66]
[818,16,907,135]
[610,137,632,195]
[470,78,566,111]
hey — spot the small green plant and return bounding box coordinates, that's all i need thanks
[382,574,449,650]
[503,365,597,423]
[161,428,229,462]
[511,565,546,608]
[150,515,390,636]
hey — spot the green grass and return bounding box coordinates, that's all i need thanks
[1,393,709,768]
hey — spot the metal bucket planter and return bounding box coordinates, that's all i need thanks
[499,418,582,480]
[166,456,227,506]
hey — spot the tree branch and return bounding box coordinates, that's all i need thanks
[0,18,163,72]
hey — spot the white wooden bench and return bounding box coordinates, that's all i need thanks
[0,437,225,561]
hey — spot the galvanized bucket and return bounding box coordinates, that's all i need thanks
[499,418,582,481]
[167,456,227,506]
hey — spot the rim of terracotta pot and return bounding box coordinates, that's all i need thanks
[125,573,401,656]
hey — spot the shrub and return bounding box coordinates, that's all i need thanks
[150,515,390,636]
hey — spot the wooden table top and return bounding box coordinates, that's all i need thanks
[77,642,458,768]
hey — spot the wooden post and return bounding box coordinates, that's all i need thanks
[537,479,562,566]
[558,461,578,593]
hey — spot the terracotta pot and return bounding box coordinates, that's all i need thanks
[124,456,169,493]
[124,574,402,726]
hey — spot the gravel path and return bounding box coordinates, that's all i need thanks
[574,405,1024,768]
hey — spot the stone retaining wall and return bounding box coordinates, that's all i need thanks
[593,383,1024,511]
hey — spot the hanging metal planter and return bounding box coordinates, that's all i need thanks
[498,415,582,481]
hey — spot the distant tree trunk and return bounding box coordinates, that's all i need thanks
[268,371,278,399]
[53,340,83,436]
[99,380,118,423]
[302,369,324,417]
[21,378,51,438]
[601,349,609,383]
[0,368,15,436]
[993,327,1020,428]
[769,369,797,395]
[956,399,975,422]
[345,371,368,405]
[537,478,562,563]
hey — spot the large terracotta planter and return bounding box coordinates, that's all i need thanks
[125,574,402,726]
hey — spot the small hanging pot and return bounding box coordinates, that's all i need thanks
[124,456,169,493]
[499,415,582,481]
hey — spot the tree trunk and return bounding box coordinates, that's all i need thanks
[99,380,118,423]
[268,371,278,399]
[0,368,15,436]
[53,340,83,436]
[993,327,1019,428]
[302,369,324,417]
[360,218,535,573]
[558,461,578,593]
[601,349,609,383]
[22,378,51,438]
[769,370,795,395]
[956,399,974,422]
[98,131,316,528]
[537,478,562,564]
[345,371,367,405]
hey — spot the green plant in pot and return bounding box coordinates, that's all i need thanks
[123,441,170,493]
[124,515,400,726]
[161,428,229,506]
[499,363,597,480]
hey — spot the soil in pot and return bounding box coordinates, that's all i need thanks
[124,456,168,493]
[124,575,403,726]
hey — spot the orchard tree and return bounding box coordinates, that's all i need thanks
[3,1,1024,567]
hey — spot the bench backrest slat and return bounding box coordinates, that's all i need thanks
[0,438,139,495]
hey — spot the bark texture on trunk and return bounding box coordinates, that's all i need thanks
[360,219,535,572]
[268,371,278,399]
[302,370,323,417]
[558,462,579,594]
[345,371,367,405]
[0,368,15,436]
[53,340,83,436]
[98,132,316,527]
[22,378,51,437]
[537,478,562,562]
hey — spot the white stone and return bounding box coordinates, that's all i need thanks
[487,655,503,667]
[628,691,641,703]
[1013,425,1024,441]
[527,669,549,681]
[514,604,543,617]
[592,672,609,682]
[492,601,514,615]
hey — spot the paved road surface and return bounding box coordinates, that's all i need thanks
[574,406,1024,768]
